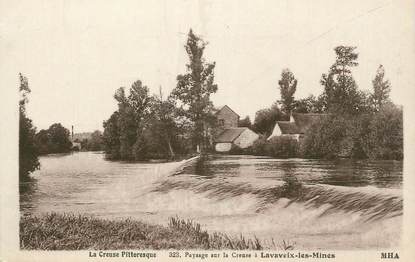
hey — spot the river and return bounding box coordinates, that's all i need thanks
[20,152,402,250]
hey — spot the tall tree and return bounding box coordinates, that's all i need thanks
[371,64,391,111]
[86,130,104,151]
[47,123,72,153]
[293,95,325,113]
[238,116,252,128]
[278,69,297,115]
[103,111,121,159]
[142,87,180,159]
[19,73,40,181]
[103,80,152,160]
[128,81,152,159]
[171,29,218,152]
[252,103,285,136]
[114,87,135,159]
[321,46,363,115]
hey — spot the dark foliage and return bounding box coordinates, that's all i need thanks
[252,103,286,136]
[238,116,252,128]
[19,73,40,181]
[278,68,297,115]
[301,105,403,160]
[80,130,104,151]
[251,135,299,159]
[103,82,188,160]
[171,29,218,152]
[34,123,72,155]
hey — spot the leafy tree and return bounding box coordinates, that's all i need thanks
[35,123,72,154]
[278,69,297,115]
[103,111,121,159]
[112,81,153,160]
[301,115,349,159]
[320,46,363,115]
[147,88,182,158]
[86,130,104,151]
[47,123,72,153]
[252,103,285,136]
[238,116,252,128]
[371,64,391,111]
[114,87,136,159]
[19,73,40,181]
[362,104,403,159]
[171,29,218,152]
[34,129,51,155]
[293,95,325,113]
[103,80,153,160]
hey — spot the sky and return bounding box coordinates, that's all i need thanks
[1,0,414,132]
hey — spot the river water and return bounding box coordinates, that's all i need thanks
[20,152,402,250]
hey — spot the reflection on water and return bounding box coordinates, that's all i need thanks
[20,152,403,249]
[180,155,402,188]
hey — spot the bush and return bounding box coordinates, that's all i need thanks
[301,115,348,159]
[34,123,72,155]
[251,135,299,158]
[362,104,403,160]
[251,135,268,156]
[267,136,299,158]
[301,105,403,160]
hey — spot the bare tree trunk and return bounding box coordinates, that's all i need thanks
[167,139,175,159]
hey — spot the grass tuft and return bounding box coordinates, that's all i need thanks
[20,213,288,250]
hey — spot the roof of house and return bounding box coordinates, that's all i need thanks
[292,113,327,133]
[214,127,248,143]
[216,105,240,117]
[276,122,300,134]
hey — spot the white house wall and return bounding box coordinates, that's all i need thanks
[234,129,260,148]
[215,143,232,152]
[267,124,282,140]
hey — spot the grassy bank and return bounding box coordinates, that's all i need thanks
[20,213,265,250]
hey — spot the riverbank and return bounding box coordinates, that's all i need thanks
[20,213,265,250]
[20,153,402,250]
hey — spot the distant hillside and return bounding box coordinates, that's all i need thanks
[72,132,92,141]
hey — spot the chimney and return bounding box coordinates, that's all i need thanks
[71,125,74,140]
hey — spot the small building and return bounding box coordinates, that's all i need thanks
[213,105,259,152]
[214,127,260,152]
[268,113,327,141]
[216,105,239,130]
[71,141,82,151]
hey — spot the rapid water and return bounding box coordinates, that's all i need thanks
[20,152,402,249]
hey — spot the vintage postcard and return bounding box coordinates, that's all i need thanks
[1,0,414,261]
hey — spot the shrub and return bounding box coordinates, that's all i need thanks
[362,104,403,160]
[301,115,349,159]
[251,135,268,156]
[267,136,299,158]
[250,135,299,158]
[301,105,403,160]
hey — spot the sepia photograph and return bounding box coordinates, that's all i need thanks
[1,0,414,261]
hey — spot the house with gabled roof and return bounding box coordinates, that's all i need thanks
[213,105,259,152]
[268,113,327,141]
[214,127,259,152]
[215,105,240,129]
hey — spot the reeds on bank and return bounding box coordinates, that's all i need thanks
[20,213,265,250]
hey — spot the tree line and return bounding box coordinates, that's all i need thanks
[19,73,105,181]
[250,46,403,160]
[102,29,218,160]
[19,32,404,182]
